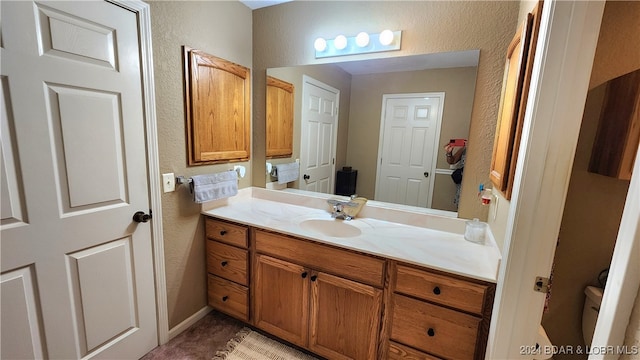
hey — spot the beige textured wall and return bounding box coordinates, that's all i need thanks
[252,1,520,220]
[346,67,477,205]
[540,2,640,356]
[589,1,640,89]
[148,0,252,328]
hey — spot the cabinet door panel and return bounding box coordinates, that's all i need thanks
[309,272,382,360]
[254,254,309,347]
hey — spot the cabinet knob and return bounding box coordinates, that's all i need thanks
[301,272,308,278]
[427,328,435,337]
[433,286,441,295]
[219,230,227,236]
[310,275,317,282]
[222,296,228,302]
[221,261,228,267]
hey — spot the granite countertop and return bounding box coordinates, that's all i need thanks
[201,187,501,283]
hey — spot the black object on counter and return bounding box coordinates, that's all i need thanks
[336,168,357,196]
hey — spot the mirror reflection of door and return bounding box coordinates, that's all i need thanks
[299,75,339,193]
[375,93,444,207]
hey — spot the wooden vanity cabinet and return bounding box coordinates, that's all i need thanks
[386,263,495,360]
[205,218,250,321]
[253,230,384,360]
[203,216,495,360]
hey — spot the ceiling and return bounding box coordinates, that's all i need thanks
[334,49,480,75]
[239,0,292,10]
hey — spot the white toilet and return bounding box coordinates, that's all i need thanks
[582,286,604,346]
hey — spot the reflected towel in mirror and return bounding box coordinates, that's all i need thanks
[191,171,238,203]
[275,162,299,184]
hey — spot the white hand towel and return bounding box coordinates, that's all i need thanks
[275,162,299,184]
[191,171,238,203]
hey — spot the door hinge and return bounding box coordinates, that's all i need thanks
[534,276,551,293]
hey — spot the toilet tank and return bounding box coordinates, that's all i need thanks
[582,286,604,346]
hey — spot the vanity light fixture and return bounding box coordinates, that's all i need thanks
[355,32,370,47]
[314,30,402,58]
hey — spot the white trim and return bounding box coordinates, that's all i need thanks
[109,0,169,346]
[488,1,606,358]
[300,75,339,193]
[168,306,213,340]
[375,93,445,208]
[590,124,640,355]
[435,168,454,175]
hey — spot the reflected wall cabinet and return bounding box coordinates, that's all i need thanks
[588,68,640,180]
[184,47,251,165]
[266,76,294,159]
[490,2,542,199]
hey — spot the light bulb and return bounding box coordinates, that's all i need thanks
[379,29,394,46]
[314,37,327,52]
[355,32,370,47]
[334,35,347,50]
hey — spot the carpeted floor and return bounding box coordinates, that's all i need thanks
[141,311,245,360]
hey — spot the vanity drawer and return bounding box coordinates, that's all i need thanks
[391,294,481,360]
[395,264,488,315]
[208,274,249,322]
[254,230,385,287]
[206,218,248,248]
[388,341,443,360]
[206,240,249,286]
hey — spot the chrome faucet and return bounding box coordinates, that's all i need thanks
[327,195,366,220]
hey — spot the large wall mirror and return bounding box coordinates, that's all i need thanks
[266,50,479,214]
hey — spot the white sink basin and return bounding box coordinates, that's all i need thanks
[299,219,363,238]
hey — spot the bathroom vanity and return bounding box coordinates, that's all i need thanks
[202,188,500,360]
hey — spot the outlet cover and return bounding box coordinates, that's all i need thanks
[162,173,175,193]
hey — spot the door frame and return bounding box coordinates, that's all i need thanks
[487,1,625,358]
[374,93,444,208]
[299,75,339,193]
[108,0,168,345]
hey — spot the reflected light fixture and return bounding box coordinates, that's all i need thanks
[314,30,402,58]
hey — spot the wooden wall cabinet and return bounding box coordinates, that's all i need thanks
[490,3,542,199]
[589,69,640,180]
[184,47,251,165]
[266,76,294,158]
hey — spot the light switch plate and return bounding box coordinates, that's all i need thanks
[162,173,175,193]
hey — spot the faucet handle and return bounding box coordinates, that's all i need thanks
[350,194,358,200]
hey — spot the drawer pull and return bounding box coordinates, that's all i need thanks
[301,272,308,278]
[310,275,317,282]
[222,295,229,302]
[433,286,441,295]
[219,230,227,236]
[221,261,228,267]
[427,328,435,337]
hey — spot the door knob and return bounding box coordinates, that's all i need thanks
[303,174,310,180]
[424,171,429,178]
[133,211,152,223]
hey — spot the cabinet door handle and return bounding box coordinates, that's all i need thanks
[427,328,435,337]
[219,230,227,236]
[301,272,308,278]
[221,261,228,267]
[222,296,229,302]
[310,275,317,282]
[433,286,441,295]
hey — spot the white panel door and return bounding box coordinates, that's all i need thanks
[375,94,444,207]
[0,2,157,359]
[299,76,339,194]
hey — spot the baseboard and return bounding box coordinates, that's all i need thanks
[168,306,212,340]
